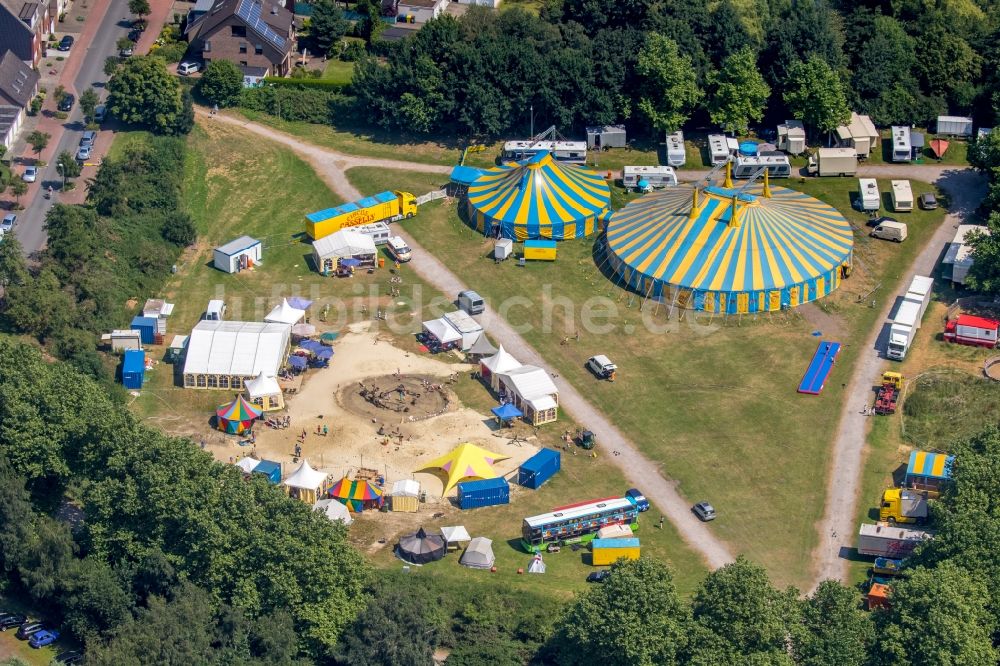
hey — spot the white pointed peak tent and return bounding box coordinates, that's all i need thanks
[481,345,521,374]
[244,372,281,399]
[460,537,496,569]
[283,459,329,491]
[440,525,471,549]
[264,298,306,325]
[235,456,260,474]
[391,479,421,497]
[528,553,546,574]
[313,498,354,525]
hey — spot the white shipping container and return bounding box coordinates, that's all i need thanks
[936,115,974,137]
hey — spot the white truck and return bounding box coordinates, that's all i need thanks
[859,178,880,212]
[891,126,912,162]
[807,148,858,176]
[887,275,933,360]
[665,131,686,166]
[857,522,933,558]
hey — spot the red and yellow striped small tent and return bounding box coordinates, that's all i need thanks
[329,477,384,512]
[216,395,262,434]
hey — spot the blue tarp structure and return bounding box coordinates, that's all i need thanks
[298,340,325,353]
[286,297,313,310]
[450,165,486,186]
[130,316,157,344]
[797,341,841,395]
[314,347,334,360]
[252,460,282,484]
[518,448,561,489]
[340,257,362,267]
[122,350,145,389]
[288,355,308,370]
[491,403,523,419]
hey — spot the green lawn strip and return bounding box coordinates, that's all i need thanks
[322,59,355,85]
[348,166,947,588]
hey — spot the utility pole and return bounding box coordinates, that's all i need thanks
[530,104,534,139]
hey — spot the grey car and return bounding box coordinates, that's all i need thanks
[692,502,717,521]
[919,193,938,210]
[76,145,92,162]
[1,214,15,232]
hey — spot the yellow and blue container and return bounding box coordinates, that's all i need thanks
[591,537,640,566]
[524,239,557,261]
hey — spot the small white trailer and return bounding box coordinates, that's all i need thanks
[936,115,974,138]
[622,165,677,190]
[891,126,912,162]
[665,131,686,166]
[708,134,729,165]
[808,148,858,176]
[891,180,914,212]
[732,154,791,178]
[858,178,880,212]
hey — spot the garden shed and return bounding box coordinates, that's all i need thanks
[213,236,262,273]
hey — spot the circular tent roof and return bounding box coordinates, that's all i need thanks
[605,184,854,313]
[466,151,610,240]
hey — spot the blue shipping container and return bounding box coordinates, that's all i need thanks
[130,316,157,344]
[252,460,282,485]
[518,448,561,489]
[122,350,145,389]
[458,477,510,510]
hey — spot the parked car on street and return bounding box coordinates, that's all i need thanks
[29,629,59,648]
[586,570,611,583]
[1,214,15,231]
[22,166,37,182]
[58,35,74,51]
[692,502,717,521]
[119,45,133,57]
[76,145,91,162]
[58,93,74,112]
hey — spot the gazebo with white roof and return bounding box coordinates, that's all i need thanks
[480,345,521,391]
[264,298,306,325]
[282,459,332,504]
[243,372,284,411]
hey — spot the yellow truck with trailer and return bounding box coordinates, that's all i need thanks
[879,488,929,524]
[306,191,417,241]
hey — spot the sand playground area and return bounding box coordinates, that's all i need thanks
[212,324,539,499]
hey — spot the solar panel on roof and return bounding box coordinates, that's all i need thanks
[235,0,286,50]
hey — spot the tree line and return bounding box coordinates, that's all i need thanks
[967,129,1000,294]
[346,0,999,139]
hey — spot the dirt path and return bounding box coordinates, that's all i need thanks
[194,111,736,571]
[809,168,986,590]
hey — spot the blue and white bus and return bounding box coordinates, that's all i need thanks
[521,495,640,552]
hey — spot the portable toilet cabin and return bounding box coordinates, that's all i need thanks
[121,349,145,389]
[129,316,157,345]
[252,460,282,485]
[708,134,730,165]
[586,125,626,150]
[591,537,640,566]
[891,180,914,212]
[777,120,806,155]
[859,178,880,212]
[457,477,510,509]
[523,240,557,261]
[665,130,686,166]
[891,126,912,162]
[518,448,561,489]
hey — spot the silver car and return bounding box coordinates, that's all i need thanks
[22,166,37,182]
[693,502,717,521]
[76,145,92,161]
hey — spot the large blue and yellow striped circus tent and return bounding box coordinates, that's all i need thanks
[605,184,854,314]
[467,152,610,240]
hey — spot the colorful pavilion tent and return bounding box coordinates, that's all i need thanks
[415,442,510,495]
[605,183,854,314]
[930,139,949,158]
[216,395,263,434]
[398,527,446,564]
[329,477,384,512]
[467,151,610,240]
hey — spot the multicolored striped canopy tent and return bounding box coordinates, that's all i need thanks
[415,442,510,495]
[329,477,384,512]
[215,395,263,434]
[466,152,610,240]
[604,184,854,314]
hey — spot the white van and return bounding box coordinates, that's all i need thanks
[204,299,226,320]
[386,236,411,262]
[871,220,908,243]
[178,61,201,76]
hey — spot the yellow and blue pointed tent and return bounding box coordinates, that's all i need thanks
[467,151,610,240]
[415,442,510,495]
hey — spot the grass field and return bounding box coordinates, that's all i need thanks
[347,166,949,588]
[322,59,355,85]
[865,129,970,166]
[124,123,708,597]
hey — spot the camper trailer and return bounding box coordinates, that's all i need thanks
[622,166,677,190]
[708,134,730,165]
[501,140,587,164]
[665,131,686,166]
[732,154,791,178]
[859,179,880,212]
[891,126,912,163]
[777,120,806,155]
[891,180,914,212]
[354,221,392,245]
[936,116,974,138]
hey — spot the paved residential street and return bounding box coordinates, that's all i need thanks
[12,0,130,257]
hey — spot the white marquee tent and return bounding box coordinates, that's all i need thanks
[182,320,291,390]
[314,498,354,525]
[480,345,521,391]
[264,299,306,325]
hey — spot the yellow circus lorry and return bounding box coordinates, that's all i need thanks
[306,191,417,241]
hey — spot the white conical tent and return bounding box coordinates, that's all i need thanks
[244,372,280,399]
[528,553,546,574]
[235,456,260,474]
[313,498,353,525]
[264,298,306,325]
[283,459,328,491]
[481,345,521,374]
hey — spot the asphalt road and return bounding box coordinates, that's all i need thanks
[13,0,130,257]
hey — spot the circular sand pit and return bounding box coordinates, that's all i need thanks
[984,357,1000,382]
[339,375,456,426]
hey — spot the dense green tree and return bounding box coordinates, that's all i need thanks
[338,581,441,665]
[706,0,758,66]
[965,211,1000,294]
[26,130,50,160]
[198,60,244,108]
[761,0,844,91]
[850,16,920,126]
[0,231,28,289]
[308,0,349,55]
[4,268,76,341]
[636,33,702,132]
[689,556,797,663]
[103,56,121,77]
[128,0,150,18]
[874,562,998,665]
[917,13,981,109]
[707,47,770,135]
[784,56,850,136]
[8,179,27,208]
[79,87,99,123]
[551,558,689,666]
[59,557,133,642]
[792,580,874,666]
[56,150,81,185]
[106,56,186,135]
[356,0,386,44]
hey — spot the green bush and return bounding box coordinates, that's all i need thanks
[340,39,366,61]
[153,40,187,63]
[240,85,350,123]
[261,76,350,91]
